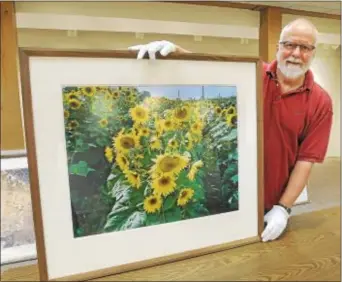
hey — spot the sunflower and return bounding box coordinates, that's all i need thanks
[177,188,195,206]
[104,146,114,163]
[104,92,113,101]
[215,106,222,115]
[151,153,189,176]
[173,105,190,122]
[143,195,162,214]
[68,120,79,130]
[124,170,141,189]
[99,118,108,128]
[150,136,162,150]
[188,160,204,181]
[190,121,204,135]
[116,153,129,171]
[112,90,120,99]
[113,130,140,154]
[130,105,149,124]
[68,98,81,110]
[151,175,176,196]
[226,114,238,127]
[65,91,80,101]
[168,138,178,149]
[226,105,236,115]
[154,119,164,136]
[64,110,70,119]
[163,119,174,131]
[81,86,96,97]
[139,127,150,137]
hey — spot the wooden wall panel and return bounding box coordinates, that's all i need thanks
[259,7,282,63]
[1,1,25,151]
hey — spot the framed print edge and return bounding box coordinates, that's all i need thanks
[18,50,49,281]
[18,48,264,281]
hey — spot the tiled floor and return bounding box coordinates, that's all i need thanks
[292,157,341,215]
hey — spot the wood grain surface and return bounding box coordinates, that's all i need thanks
[1,206,340,281]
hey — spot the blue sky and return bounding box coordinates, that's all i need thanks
[136,85,236,100]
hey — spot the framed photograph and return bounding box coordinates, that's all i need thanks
[19,48,264,281]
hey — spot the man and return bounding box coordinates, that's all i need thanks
[128,18,333,242]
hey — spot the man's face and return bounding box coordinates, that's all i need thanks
[276,25,316,79]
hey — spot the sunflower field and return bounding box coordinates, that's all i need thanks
[62,85,238,237]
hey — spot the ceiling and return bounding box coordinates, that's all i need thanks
[241,1,341,15]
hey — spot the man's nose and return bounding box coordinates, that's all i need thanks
[292,46,301,57]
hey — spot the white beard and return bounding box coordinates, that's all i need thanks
[276,53,311,79]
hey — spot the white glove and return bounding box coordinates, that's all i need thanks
[128,40,177,60]
[261,205,290,242]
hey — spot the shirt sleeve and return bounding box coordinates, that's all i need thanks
[297,91,333,163]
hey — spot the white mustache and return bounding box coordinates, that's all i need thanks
[286,57,303,64]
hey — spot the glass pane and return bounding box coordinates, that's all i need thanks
[1,157,36,265]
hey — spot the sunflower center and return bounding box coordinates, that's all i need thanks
[165,121,172,127]
[231,116,237,125]
[159,176,171,186]
[180,191,188,198]
[159,157,179,172]
[136,109,145,118]
[149,198,157,205]
[120,137,135,149]
[85,87,92,93]
[228,108,234,114]
[175,108,187,119]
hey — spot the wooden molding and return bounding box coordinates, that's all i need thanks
[0,2,25,151]
[259,7,282,63]
[166,1,341,20]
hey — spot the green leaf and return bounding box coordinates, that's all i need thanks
[218,128,237,143]
[69,161,95,177]
[185,202,209,218]
[103,207,145,232]
[231,175,238,184]
[146,213,162,226]
[163,194,177,212]
[164,207,182,223]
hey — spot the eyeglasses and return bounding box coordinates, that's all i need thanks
[279,41,316,53]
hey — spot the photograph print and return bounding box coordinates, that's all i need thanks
[62,84,239,238]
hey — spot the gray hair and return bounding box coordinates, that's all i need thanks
[279,18,319,47]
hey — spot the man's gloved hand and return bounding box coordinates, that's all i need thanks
[261,205,290,242]
[128,40,177,60]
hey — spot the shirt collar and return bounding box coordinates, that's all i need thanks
[266,59,314,92]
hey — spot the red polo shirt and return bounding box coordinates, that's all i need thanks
[263,60,333,210]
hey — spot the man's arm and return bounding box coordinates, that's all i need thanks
[262,91,333,242]
[279,160,314,208]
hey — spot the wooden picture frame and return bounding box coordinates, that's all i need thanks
[18,48,264,281]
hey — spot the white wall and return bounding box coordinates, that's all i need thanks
[310,48,341,158]
[14,2,341,159]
